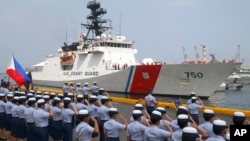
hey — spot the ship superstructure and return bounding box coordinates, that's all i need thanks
[31,0,241,98]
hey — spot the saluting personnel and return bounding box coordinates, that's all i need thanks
[75,95,88,126]
[75,83,83,96]
[144,88,158,116]
[62,97,78,141]
[98,96,112,141]
[232,111,248,125]
[63,82,69,97]
[0,93,6,140]
[51,97,63,141]
[156,107,173,133]
[127,110,148,141]
[4,93,13,141]
[88,95,100,139]
[11,96,19,140]
[69,83,75,94]
[33,99,54,141]
[91,82,99,96]
[103,108,128,141]
[171,106,189,132]
[206,119,229,141]
[83,83,90,100]
[25,97,36,141]
[187,96,204,125]
[198,109,216,138]
[17,96,27,141]
[76,109,99,141]
[181,127,200,141]
[144,110,172,141]
[129,104,150,126]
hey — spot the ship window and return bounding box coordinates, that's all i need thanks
[117,43,121,47]
[107,43,110,47]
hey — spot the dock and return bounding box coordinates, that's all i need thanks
[30,88,250,141]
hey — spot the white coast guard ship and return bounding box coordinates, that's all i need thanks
[31,0,241,98]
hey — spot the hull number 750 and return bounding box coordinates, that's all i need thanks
[184,72,203,78]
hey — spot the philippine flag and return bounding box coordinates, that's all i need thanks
[6,56,31,86]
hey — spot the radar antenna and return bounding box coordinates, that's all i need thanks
[81,0,110,43]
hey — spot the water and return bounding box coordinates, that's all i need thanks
[1,72,250,110]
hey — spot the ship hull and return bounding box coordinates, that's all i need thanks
[32,63,240,98]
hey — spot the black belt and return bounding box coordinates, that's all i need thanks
[27,122,34,124]
[107,137,119,139]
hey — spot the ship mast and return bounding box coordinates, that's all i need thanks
[81,0,109,44]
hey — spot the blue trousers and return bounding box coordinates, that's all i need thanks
[5,114,11,131]
[62,123,72,141]
[26,123,35,141]
[190,113,199,125]
[34,126,49,141]
[106,137,120,141]
[99,120,108,141]
[51,120,63,140]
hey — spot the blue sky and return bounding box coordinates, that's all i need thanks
[1,0,250,73]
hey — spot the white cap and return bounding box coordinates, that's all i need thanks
[19,96,26,99]
[58,94,63,97]
[152,110,162,116]
[14,96,19,100]
[204,109,214,114]
[84,82,88,85]
[36,91,42,94]
[183,127,198,134]
[8,92,14,94]
[54,97,61,101]
[77,83,81,85]
[36,95,42,98]
[77,95,83,98]
[191,96,197,100]
[7,94,13,97]
[93,82,97,84]
[213,119,227,126]
[135,104,143,107]
[64,97,71,101]
[233,111,245,117]
[90,95,97,99]
[182,127,199,138]
[28,97,36,101]
[109,108,118,112]
[50,92,56,95]
[37,99,45,104]
[68,93,73,96]
[178,114,189,119]
[101,96,108,99]
[43,92,49,94]
[27,93,33,96]
[43,95,50,99]
[99,88,104,90]
[0,93,5,97]
[132,110,142,115]
[156,107,165,111]
[79,109,89,115]
[178,106,188,110]
[20,91,26,95]
[213,120,228,131]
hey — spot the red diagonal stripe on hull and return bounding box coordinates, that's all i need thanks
[129,64,162,98]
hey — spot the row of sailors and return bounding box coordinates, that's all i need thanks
[62,82,100,97]
[0,91,249,141]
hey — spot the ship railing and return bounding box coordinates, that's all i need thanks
[26,67,43,72]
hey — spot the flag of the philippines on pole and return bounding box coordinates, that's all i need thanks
[6,56,31,86]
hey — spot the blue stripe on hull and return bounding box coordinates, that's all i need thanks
[125,66,134,93]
